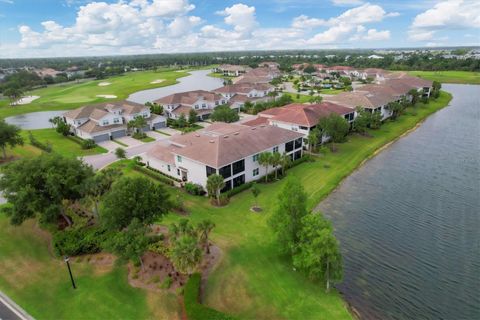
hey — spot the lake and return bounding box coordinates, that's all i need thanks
[317,84,480,320]
[5,110,67,130]
[127,69,224,104]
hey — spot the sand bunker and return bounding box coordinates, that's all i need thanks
[12,95,40,105]
[98,82,111,86]
[96,94,117,99]
[150,79,165,84]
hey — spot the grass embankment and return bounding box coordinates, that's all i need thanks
[207,72,236,81]
[0,69,190,119]
[407,70,480,84]
[6,129,107,159]
[0,92,452,319]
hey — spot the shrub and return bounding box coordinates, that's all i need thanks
[148,241,170,257]
[133,132,146,139]
[133,165,175,186]
[185,182,205,196]
[81,139,97,150]
[145,165,182,182]
[28,131,52,153]
[160,276,173,289]
[53,226,109,256]
[184,273,235,320]
[225,182,254,198]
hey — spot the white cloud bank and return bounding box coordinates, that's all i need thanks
[4,0,401,57]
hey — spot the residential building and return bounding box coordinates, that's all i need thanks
[63,101,166,143]
[140,123,304,192]
[325,90,394,120]
[235,67,281,84]
[154,90,230,120]
[213,64,251,77]
[212,83,275,109]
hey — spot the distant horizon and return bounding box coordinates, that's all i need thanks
[0,0,478,59]
[1,45,479,61]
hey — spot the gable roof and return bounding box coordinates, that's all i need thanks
[154,90,223,105]
[63,101,147,120]
[213,83,273,94]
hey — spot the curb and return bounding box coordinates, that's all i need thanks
[0,291,34,320]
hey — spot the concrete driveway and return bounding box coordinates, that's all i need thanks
[98,140,119,152]
[115,136,144,147]
[146,130,170,140]
[155,127,182,136]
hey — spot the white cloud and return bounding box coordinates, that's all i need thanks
[216,3,258,36]
[363,28,390,41]
[331,0,363,6]
[409,0,480,42]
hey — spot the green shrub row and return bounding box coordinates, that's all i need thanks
[134,165,175,186]
[66,135,97,150]
[185,182,205,196]
[225,181,254,197]
[28,131,52,153]
[145,165,182,182]
[184,273,235,320]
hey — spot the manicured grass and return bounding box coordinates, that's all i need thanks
[135,135,155,143]
[407,70,480,84]
[0,92,452,319]
[112,139,128,147]
[207,72,236,81]
[154,129,171,136]
[8,129,107,159]
[0,69,190,119]
[283,92,313,103]
[320,88,345,95]
[0,214,181,320]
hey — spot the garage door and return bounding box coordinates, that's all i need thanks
[111,129,126,139]
[142,125,151,132]
[93,133,110,143]
[153,121,166,129]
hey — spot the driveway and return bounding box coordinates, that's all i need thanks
[155,127,182,136]
[115,136,144,147]
[97,140,119,152]
[146,130,170,140]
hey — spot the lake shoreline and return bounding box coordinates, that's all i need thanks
[314,91,453,320]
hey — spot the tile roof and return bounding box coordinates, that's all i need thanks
[213,83,273,94]
[171,105,212,116]
[145,143,179,165]
[77,120,126,134]
[168,123,303,168]
[241,116,269,126]
[63,101,147,120]
[154,90,222,105]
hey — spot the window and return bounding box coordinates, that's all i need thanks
[177,169,180,175]
[232,174,245,188]
[143,112,149,118]
[114,118,120,123]
[202,103,206,108]
[219,164,231,179]
[294,138,302,149]
[232,159,245,175]
[285,141,294,152]
[102,120,109,125]
[215,101,219,106]
[177,155,182,163]
[206,166,216,177]
[195,106,199,110]
[253,168,259,176]
[253,154,259,162]
[294,150,302,160]
[167,165,171,172]
[273,146,279,153]
[220,180,232,193]
[300,126,308,130]
[291,126,298,131]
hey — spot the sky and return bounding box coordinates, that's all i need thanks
[0,0,478,58]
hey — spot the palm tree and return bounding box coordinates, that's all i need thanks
[270,152,281,180]
[128,115,148,136]
[280,153,292,176]
[307,128,320,152]
[258,152,272,182]
[196,219,215,254]
[206,174,225,206]
[170,235,201,275]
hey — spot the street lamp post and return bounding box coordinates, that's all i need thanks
[64,256,76,289]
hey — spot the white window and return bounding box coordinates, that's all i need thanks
[114,118,120,123]
[143,112,148,118]
[177,155,182,163]
[167,165,171,172]
[273,146,279,153]
[195,105,199,110]
[253,168,259,176]
[102,120,109,125]
[253,154,259,162]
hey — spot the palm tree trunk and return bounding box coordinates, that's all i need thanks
[60,209,73,227]
[2,146,6,159]
[326,259,330,293]
[265,165,269,182]
[274,166,278,180]
[93,200,99,220]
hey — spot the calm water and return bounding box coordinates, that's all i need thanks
[317,84,480,320]
[127,69,224,104]
[5,110,67,130]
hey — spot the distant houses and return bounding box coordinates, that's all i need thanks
[64,101,166,143]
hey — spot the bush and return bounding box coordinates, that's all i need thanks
[225,182,254,198]
[53,226,109,256]
[132,132,147,139]
[160,276,173,289]
[133,165,175,186]
[28,131,52,153]
[184,273,235,320]
[81,139,97,150]
[185,182,205,196]
[148,240,170,256]
[145,165,182,182]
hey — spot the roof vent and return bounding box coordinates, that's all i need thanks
[260,125,265,127]
[234,132,239,135]
[251,127,256,130]
[209,140,215,143]
[224,135,229,138]
[195,134,200,137]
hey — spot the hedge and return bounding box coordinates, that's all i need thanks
[184,273,235,320]
[53,226,110,256]
[145,165,182,182]
[133,165,175,186]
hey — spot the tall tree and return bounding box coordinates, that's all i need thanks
[85,168,122,219]
[103,218,149,269]
[408,89,419,106]
[307,128,320,152]
[258,152,273,182]
[170,235,201,275]
[321,113,350,150]
[196,219,215,254]
[386,101,403,120]
[210,105,240,123]
[0,153,94,226]
[188,109,197,125]
[293,213,343,292]
[49,116,71,136]
[4,87,23,105]
[270,152,282,180]
[251,183,260,208]
[269,178,308,255]
[101,176,171,230]
[0,120,23,159]
[115,147,126,159]
[128,115,148,136]
[353,108,370,135]
[206,174,225,206]
[280,153,292,176]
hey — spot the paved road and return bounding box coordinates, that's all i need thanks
[0,291,33,320]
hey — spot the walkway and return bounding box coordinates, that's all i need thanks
[0,291,34,320]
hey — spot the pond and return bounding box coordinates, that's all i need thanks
[317,84,480,320]
[5,110,67,130]
[127,69,224,104]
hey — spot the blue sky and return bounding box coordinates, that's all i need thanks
[0,0,478,58]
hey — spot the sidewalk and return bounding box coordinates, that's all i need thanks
[0,291,34,320]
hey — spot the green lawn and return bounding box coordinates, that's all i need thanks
[283,92,313,103]
[0,92,452,319]
[320,88,345,95]
[407,70,480,84]
[0,69,190,119]
[134,135,156,143]
[6,129,107,159]
[207,72,236,81]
